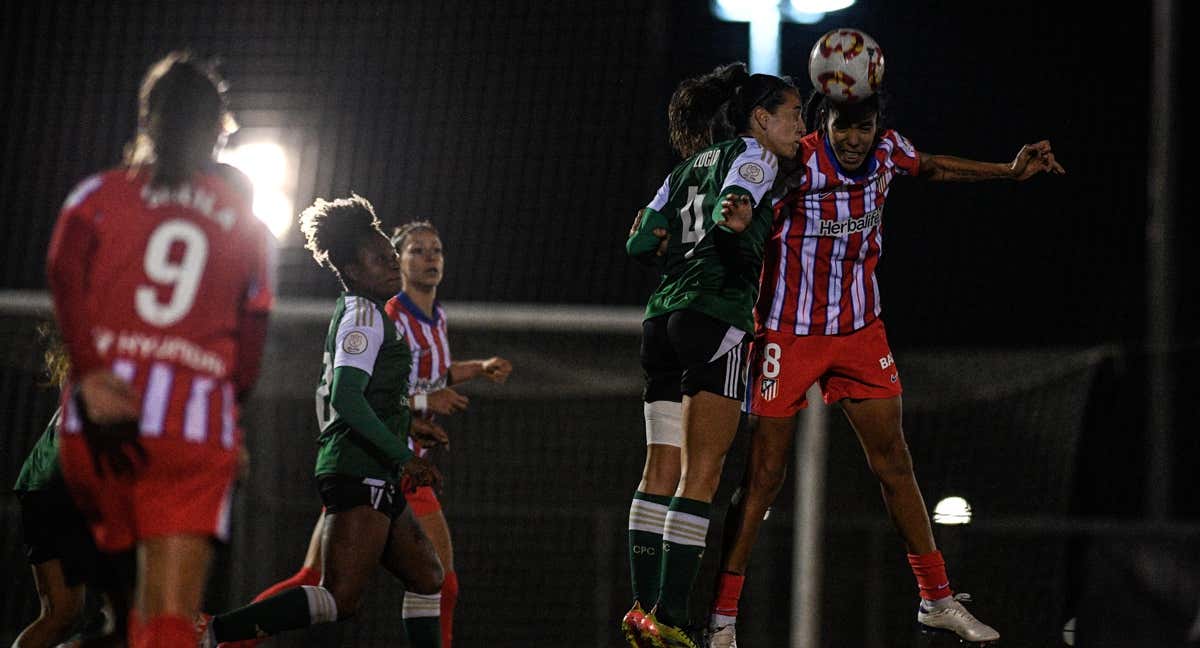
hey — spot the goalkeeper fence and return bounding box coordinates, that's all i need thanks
[3,292,1196,647]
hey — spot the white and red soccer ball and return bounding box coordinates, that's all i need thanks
[808,28,885,103]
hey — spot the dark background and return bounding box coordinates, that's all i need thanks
[1,1,1195,646]
[1,0,1190,346]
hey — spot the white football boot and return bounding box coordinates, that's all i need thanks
[917,593,1000,644]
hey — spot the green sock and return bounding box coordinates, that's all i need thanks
[628,491,672,605]
[402,591,442,647]
[213,585,337,641]
[657,497,711,626]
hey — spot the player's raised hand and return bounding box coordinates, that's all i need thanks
[480,356,512,384]
[426,387,469,415]
[410,417,450,449]
[402,455,443,491]
[720,193,753,233]
[1010,140,1066,180]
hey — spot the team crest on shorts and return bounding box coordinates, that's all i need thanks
[760,377,778,401]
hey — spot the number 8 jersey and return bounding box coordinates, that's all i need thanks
[47,164,274,448]
[630,137,780,333]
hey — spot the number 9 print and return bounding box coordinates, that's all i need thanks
[135,219,210,327]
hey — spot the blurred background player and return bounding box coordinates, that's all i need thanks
[387,220,512,648]
[704,86,1065,647]
[12,324,125,648]
[622,62,804,648]
[222,220,511,648]
[200,195,443,645]
[44,51,273,648]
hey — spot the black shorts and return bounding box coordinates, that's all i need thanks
[18,485,103,586]
[641,309,749,402]
[318,474,406,519]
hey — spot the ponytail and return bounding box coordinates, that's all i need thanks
[668,63,796,159]
[125,52,230,188]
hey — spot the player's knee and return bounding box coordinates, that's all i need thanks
[866,436,914,482]
[643,400,682,448]
[748,461,788,498]
[410,560,444,595]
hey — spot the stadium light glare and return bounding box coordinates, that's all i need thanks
[218,141,294,239]
[711,0,857,74]
[932,496,973,525]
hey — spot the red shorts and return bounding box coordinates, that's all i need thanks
[748,318,903,418]
[404,485,442,517]
[59,435,238,553]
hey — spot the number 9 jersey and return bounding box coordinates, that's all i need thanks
[46,164,274,450]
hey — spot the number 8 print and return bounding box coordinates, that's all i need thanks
[135,219,209,327]
[762,342,782,379]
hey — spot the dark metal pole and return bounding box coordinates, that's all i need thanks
[1145,0,1177,520]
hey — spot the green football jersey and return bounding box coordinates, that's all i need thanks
[14,408,62,493]
[630,137,780,333]
[314,293,413,481]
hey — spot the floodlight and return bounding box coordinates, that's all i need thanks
[932,496,973,526]
[218,141,294,239]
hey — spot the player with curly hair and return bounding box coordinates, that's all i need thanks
[200,194,443,645]
[222,219,510,648]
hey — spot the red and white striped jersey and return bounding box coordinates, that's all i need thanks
[47,164,275,449]
[385,293,451,456]
[386,293,451,395]
[756,129,919,336]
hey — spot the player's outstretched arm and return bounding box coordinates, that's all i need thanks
[449,357,512,385]
[1008,140,1066,180]
[918,140,1065,182]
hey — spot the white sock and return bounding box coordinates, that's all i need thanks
[402,591,442,619]
[923,594,954,611]
[710,613,737,628]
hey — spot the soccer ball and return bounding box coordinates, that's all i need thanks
[808,28,885,103]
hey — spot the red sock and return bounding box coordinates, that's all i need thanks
[252,566,322,603]
[712,572,746,617]
[907,551,953,600]
[440,571,459,648]
[137,614,195,648]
